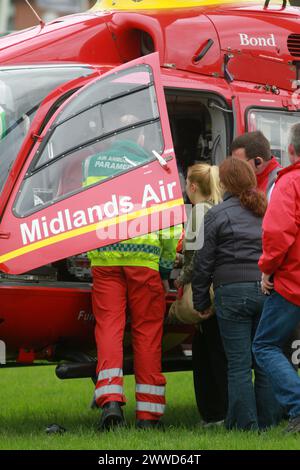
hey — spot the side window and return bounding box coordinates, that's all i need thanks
[0,66,93,198]
[14,65,164,217]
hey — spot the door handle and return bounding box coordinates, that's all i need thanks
[152,150,170,172]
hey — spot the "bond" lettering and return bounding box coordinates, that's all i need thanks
[239,33,276,47]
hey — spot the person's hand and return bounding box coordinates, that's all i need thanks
[261,273,274,295]
[162,279,170,294]
[196,306,214,321]
[174,278,183,290]
[174,253,183,268]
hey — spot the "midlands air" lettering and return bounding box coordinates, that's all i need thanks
[20,181,177,245]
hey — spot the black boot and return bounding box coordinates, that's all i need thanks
[98,401,125,431]
[285,415,300,434]
[136,419,164,430]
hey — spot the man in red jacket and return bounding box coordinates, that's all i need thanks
[231,131,282,200]
[253,123,300,434]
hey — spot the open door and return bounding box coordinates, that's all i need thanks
[0,53,184,274]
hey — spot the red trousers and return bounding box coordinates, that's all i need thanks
[92,266,166,421]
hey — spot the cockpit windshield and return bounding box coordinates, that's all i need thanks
[0,65,92,196]
[248,109,300,167]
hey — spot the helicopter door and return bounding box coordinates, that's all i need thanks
[0,53,184,275]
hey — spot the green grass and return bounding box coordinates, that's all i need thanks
[0,366,299,450]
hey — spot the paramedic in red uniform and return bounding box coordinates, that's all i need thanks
[84,115,179,430]
[230,131,282,200]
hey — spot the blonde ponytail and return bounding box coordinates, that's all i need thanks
[188,163,222,205]
[209,165,222,205]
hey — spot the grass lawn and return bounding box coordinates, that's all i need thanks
[0,366,299,450]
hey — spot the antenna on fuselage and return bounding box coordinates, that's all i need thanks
[24,0,45,28]
[264,0,287,9]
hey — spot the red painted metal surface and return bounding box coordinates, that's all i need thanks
[0,282,193,362]
[1,2,300,368]
[0,70,103,218]
[1,5,300,89]
[0,54,184,275]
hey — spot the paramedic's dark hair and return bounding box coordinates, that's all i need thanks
[230,131,272,162]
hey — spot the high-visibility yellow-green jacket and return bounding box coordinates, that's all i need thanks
[88,228,181,279]
[84,140,181,279]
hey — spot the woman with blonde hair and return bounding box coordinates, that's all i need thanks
[175,163,221,290]
[169,163,228,426]
[192,157,282,431]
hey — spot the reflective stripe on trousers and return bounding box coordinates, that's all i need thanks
[136,402,165,414]
[97,368,123,381]
[95,385,124,400]
[136,383,166,418]
[95,368,125,407]
[136,384,165,396]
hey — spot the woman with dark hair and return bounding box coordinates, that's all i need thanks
[192,157,282,431]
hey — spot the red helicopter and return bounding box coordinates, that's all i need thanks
[0,0,300,408]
